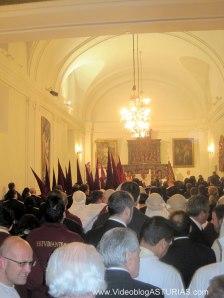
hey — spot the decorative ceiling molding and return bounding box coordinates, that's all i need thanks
[0,0,224,42]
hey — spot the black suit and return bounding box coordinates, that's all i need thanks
[161,237,216,288]
[97,269,163,298]
[189,218,210,247]
[86,219,126,247]
[92,207,148,239]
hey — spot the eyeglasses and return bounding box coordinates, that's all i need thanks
[1,256,36,267]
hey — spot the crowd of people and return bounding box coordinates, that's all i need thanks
[1,171,224,297]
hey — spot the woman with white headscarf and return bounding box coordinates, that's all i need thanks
[167,194,187,214]
[145,193,169,218]
[69,190,106,233]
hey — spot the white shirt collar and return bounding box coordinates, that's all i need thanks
[107,267,128,272]
[109,217,127,227]
[140,246,158,259]
[174,236,189,240]
[190,216,203,231]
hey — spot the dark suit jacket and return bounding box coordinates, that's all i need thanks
[161,237,216,288]
[92,207,148,239]
[97,269,163,298]
[189,218,210,247]
[86,219,126,247]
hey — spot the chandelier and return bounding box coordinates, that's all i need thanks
[120,35,151,138]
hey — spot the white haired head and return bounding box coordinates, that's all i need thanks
[46,242,106,298]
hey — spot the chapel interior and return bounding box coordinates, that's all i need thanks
[0,0,224,195]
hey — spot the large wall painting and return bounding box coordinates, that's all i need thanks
[95,140,118,167]
[41,116,51,181]
[219,135,224,172]
[173,138,194,168]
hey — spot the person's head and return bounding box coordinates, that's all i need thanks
[217,196,224,206]
[140,216,174,258]
[120,181,140,203]
[0,236,33,286]
[53,185,63,192]
[169,210,191,237]
[22,187,30,199]
[44,191,65,223]
[87,190,104,205]
[79,184,89,195]
[98,228,140,278]
[108,190,134,225]
[0,205,14,229]
[167,194,187,213]
[72,190,86,206]
[8,183,15,191]
[186,195,209,224]
[211,205,224,233]
[208,186,219,196]
[190,187,198,197]
[29,188,36,195]
[17,214,40,236]
[46,242,106,298]
[198,185,208,197]
[206,275,224,298]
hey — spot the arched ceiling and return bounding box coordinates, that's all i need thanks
[27,30,224,125]
[2,0,224,127]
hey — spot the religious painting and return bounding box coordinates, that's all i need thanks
[219,135,224,172]
[173,138,194,168]
[41,116,51,181]
[96,139,118,167]
[127,137,161,165]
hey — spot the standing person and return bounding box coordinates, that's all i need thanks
[46,242,106,298]
[86,190,134,247]
[138,217,185,297]
[26,190,83,298]
[161,211,215,288]
[187,195,210,247]
[0,236,34,298]
[97,228,164,298]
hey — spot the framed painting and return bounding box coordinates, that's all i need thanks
[95,139,118,167]
[173,138,194,168]
[41,116,51,180]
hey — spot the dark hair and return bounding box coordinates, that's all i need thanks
[44,191,65,223]
[87,190,103,204]
[53,185,63,192]
[198,185,208,197]
[22,187,30,200]
[140,216,174,245]
[79,184,89,193]
[190,187,198,196]
[108,190,134,216]
[17,214,40,236]
[169,210,190,237]
[213,205,224,220]
[0,204,14,228]
[139,193,148,204]
[187,195,209,217]
[8,182,15,190]
[120,181,140,202]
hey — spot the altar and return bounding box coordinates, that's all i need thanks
[123,136,168,183]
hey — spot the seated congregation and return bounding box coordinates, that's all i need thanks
[1,172,224,298]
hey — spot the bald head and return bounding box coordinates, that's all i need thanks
[0,236,32,257]
[0,236,33,286]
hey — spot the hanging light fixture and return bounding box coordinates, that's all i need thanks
[120,35,151,138]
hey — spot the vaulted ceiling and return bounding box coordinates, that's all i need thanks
[1,0,224,127]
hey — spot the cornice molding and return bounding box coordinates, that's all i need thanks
[0,0,224,42]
